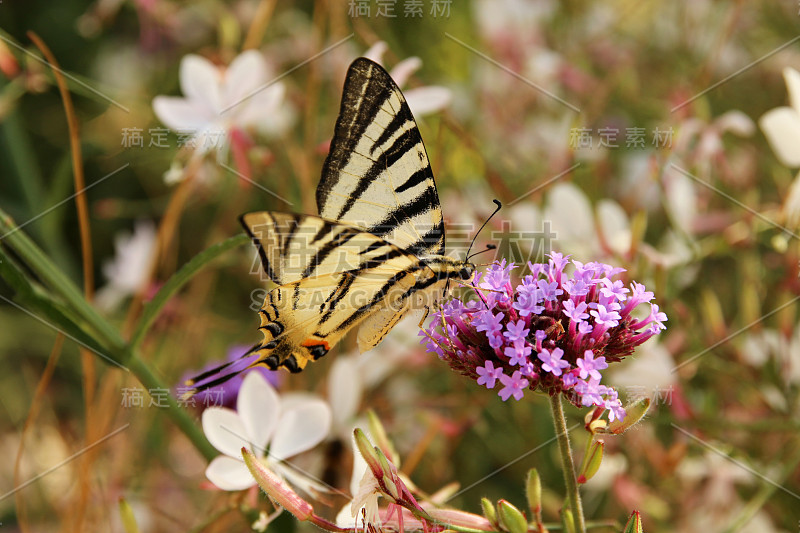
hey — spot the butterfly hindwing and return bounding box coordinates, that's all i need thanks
[317,57,445,257]
[241,212,433,372]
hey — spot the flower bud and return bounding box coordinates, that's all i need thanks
[601,398,650,435]
[354,428,384,478]
[623,510,644,533]
[481,497,498,527]
[577,438,604,484]
[427,508,493,530]
[368,410,400,465]
[241,447,313,520]
[525,469,542,517]
[561,507,576,533]
[497,500,527,533]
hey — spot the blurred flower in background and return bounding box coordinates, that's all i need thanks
[152,50,294,184]
[364,41,452,117]
[96,220,157,311]
[202,372,331,491]
[759,66,800,230]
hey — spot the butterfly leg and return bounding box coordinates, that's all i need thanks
[418,305,430,328]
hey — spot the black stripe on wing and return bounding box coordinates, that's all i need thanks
[367,193,445,256]
[317,57,446,257]
[335,127,421,221]
[317,58,386,214]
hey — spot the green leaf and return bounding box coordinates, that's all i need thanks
[130,233,250,349]
[0,246,119,364]
[0,208,125,351]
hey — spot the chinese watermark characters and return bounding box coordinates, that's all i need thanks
[569,127,674,150]
[121,127,226,150]
[348,0,451,18]
[120,387,228,408]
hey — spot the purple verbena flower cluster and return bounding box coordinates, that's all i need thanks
[420,254,667,421]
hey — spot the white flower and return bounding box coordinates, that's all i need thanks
[202,372,331,491]
[96,220,157,311]
[759,67,800,229]
[364,41,452,117]
[152,50,293,159]
[760,67,800,168]
[335,433,380,529]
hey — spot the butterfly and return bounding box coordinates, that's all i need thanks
[186,57,476,394]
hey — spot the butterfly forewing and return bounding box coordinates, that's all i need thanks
[317,58,445,258]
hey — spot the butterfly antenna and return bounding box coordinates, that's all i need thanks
[468,243,497,261]
[465,199,502,259]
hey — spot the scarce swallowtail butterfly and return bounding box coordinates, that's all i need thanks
[186,57,475,394]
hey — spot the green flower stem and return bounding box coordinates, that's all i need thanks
[130,233,250,350]
[0,207,224,461]
[0,208,124,352]
[549,394,587,533]
[127,355,217,461]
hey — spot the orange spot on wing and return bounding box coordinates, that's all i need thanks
[301,339,330,350]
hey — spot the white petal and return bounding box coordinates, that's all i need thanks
[237,372,280,452]
[179,54,222,113]
[610,342,677,391]
[349,431,369,496]
[404,86,452,116]
[269,398,331,461]
[596,200,631,255]
[223,50,268,110]
[205,455,255,491]
[759,107,800,167]
[162,161,186,185]
[740,332,771,367]
[782,171,800,229]
[335,504,361,528]
[389,57,421,87]
[544,183,594,244]
[364,41,388,64]
[202,407,251,458]
[714,110,754,137]
[281,391,320,410]
[328,356,363,428]
[664,165,697,234]
[785,67,800,113]
[152,96,213,132]
[238,83,287,130]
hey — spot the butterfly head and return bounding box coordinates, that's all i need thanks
[458,261,476,281]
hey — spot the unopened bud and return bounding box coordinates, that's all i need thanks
[242,447,313,520]
[497,500,527,533]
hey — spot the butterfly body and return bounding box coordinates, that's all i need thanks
[187,57,472,392]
